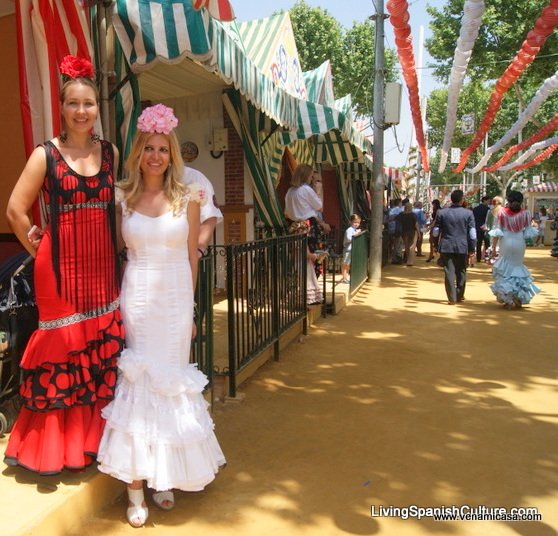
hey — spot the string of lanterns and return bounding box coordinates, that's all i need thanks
[471,68,558,173]
[452,0,558,173]
[191,0,235,21]
[499,135,558,171]
[483,113,558,171]
[438,0,485,174]
[387,0,430,172]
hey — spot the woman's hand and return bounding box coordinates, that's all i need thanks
[27,225,44,250]
[191,322,197,339]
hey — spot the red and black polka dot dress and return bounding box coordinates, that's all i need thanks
[4,140,124,475]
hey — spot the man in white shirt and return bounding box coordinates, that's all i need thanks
[183,167,223,258]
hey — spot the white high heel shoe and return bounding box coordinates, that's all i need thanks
[127,487,149,528]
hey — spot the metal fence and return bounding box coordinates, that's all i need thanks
[349,230,369,296]
[192,253,214,385]
[214,234,307,397]
[194,231,370,398]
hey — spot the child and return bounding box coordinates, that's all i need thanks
[341,214,362,283]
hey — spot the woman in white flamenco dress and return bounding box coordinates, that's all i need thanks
[97,105,225,527]
[488,191,540,309]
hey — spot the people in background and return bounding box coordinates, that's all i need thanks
[396,202,420,267]
[434,190,476,304]
[284,164,331,302]
[412,201,427,257]
[426,199,441,263]
[489,191,540,309]
[388,198,404,264]
[473,196,491,263]
[535,206,549,247]
[484,196,504,263]
[341,214,362,283]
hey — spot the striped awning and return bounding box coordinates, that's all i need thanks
[526,181,558,192]
[303,61,335,106]
[112,3,372,158]
[112,0,215,71]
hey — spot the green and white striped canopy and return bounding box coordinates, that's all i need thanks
[112,2,372,166]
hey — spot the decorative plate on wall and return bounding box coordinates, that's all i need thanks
[181,141,199,162]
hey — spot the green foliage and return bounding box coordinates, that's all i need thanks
[289,1,344,72]
[288,1,397,117]
[426,0,558,85]
[425,0,558,179]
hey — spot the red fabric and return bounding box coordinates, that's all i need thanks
[4,142,124,475]
[499,209,532,233]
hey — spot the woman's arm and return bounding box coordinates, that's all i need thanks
[188,200,201,292]
[6,146,47,256]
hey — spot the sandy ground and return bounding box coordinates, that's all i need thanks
[35,248,558,535]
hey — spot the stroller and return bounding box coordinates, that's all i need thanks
[0,252,38,435]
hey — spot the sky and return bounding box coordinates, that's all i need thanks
[233,0,446,168]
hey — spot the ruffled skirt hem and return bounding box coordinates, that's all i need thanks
[97,357,225,491]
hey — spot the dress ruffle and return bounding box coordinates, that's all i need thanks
[98,352,225,491]
[117,348,207,396]
[491,256,540,305]
[18,311,123,410]
[488,228,503,238]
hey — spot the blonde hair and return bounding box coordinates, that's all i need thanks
[118,130,186,214]
[290,163,314,187]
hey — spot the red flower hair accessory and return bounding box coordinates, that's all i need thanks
[59,55,95,80]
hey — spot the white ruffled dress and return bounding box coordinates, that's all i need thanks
[97,185,225,491]
[488,209,540,306]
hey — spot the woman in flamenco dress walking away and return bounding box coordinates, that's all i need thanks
[489,191,540,309]
[4,56,124,474]
[97,105,225,527]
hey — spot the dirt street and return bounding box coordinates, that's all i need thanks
[71,247,558,536]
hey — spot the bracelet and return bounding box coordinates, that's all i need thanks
[197,247,208,257]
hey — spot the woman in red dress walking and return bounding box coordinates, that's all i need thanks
[4,56,124,475]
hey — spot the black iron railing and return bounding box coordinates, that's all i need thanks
[214,234,307,397]
[192,252,214,386]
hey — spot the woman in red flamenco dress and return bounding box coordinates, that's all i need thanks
[3,56,124,475]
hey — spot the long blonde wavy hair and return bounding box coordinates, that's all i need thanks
[118,130,186,214]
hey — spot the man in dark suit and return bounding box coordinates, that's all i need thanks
[472,196,491,263]
[434,190,476,304]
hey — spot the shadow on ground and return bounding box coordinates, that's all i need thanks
[68,248,558,535]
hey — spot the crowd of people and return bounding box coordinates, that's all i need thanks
[387,189,549,309]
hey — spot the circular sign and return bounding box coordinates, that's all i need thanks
[181,141,199,162]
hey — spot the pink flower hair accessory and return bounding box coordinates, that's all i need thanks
[137,104,178,135]
[60,55,95,80]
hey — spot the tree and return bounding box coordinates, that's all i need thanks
[288,1,397,117]
[425,0,558,180]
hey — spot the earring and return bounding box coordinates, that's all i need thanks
[91,131,101,143]
[59,131,67,143]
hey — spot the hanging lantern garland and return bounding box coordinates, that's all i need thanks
[453,0,558,173]
[191,0,235,21]
[508,143,558,171]
[472,68,558,172]
[387,0,430,172]
[499,135,558,171]
[438,0,485,174]
[483,112,558,171]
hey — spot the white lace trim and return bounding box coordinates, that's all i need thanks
[38,298,120,330]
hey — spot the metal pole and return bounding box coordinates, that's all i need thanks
[96,3,111,141]
[368,0,386,284]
